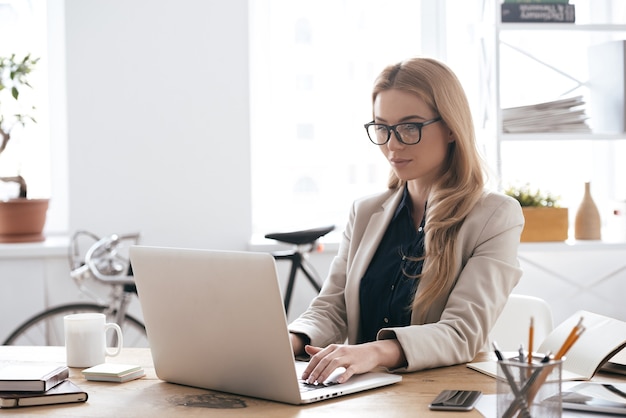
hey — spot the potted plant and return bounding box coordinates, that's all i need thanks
[505,184,568,242]
[0,53,48,243]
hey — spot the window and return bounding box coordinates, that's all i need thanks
[0,0,50,200]
[249,0,425,237]
[249,0,626,241]
[0,0,66,234]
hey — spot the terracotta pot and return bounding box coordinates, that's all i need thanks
[0,198,49,243]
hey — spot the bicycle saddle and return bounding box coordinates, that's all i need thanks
[265,225,335,245]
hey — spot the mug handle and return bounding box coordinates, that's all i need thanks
[104,323,124,356]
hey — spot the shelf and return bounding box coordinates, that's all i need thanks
[0,235,69,259]
[519,240,626,252]
[498,23,626,32]
[500,132,626,141]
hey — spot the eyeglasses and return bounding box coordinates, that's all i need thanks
[364,117,443,145]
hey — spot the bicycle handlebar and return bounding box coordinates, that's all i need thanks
[70,232,140,286]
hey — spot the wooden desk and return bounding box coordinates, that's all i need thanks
[1,347,622,417]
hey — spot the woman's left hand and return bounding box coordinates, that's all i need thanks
[301,339,405,384]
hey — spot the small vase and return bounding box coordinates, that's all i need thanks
[574,182,601,240]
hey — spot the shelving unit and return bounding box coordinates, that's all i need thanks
[473,2,626,324]
[484,0,626,216]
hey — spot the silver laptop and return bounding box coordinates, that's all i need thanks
[129,246,401,405]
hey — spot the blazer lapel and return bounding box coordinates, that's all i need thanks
[350,196,398,282]
[345,188,404,343]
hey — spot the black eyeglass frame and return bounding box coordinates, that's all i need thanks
[364,116,443,145]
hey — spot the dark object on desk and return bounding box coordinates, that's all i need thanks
[602,361,626,376]
[0,380,88,408]
[428,389,482,411]
[168,393,247,409]
[0,363,69,392]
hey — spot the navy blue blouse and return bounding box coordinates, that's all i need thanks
[358,187,425,343]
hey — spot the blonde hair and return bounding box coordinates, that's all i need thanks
[372,57,486,318]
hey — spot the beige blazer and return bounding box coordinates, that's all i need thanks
[288,187,524,372]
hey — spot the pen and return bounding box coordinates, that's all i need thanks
[493,342,531,418]
[528,316,534,365]
[492,341,504,362]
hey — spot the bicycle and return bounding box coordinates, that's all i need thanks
[265,225,335,314]
[3,231,148,347]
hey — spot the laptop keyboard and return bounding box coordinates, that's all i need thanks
[295,363,345,392]
[299,380,339,392]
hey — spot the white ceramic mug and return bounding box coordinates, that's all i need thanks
[64,313,123,368]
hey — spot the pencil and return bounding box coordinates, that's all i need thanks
[528,316,534,364]
[556,326,585,360]
[555,316,584,359]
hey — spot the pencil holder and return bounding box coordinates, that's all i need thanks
[496,357,563,418]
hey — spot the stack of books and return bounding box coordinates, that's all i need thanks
[502,96,591,133]
[501,0,575,23]
[0,362,87,409]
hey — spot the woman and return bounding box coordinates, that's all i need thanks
[288,57,524,385]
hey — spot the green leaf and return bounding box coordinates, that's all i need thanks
[504,183,561,207]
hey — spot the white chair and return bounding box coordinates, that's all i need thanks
[489,294,553,352]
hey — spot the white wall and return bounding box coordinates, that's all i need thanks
[64,0,251,250]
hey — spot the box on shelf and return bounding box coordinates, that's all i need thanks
[520,207,569,242]
[501,3,575,23]
[588,40,626,133]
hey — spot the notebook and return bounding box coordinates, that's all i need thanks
[0,380,88,409]
[129,246,401,405]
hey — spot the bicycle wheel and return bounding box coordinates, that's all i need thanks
[3,303,149,347]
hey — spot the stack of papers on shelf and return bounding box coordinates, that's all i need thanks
[502,96,591,133]
[82,363,145,383]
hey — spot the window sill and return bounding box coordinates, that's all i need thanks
[0,235,70,259]
[248,232,626,254]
